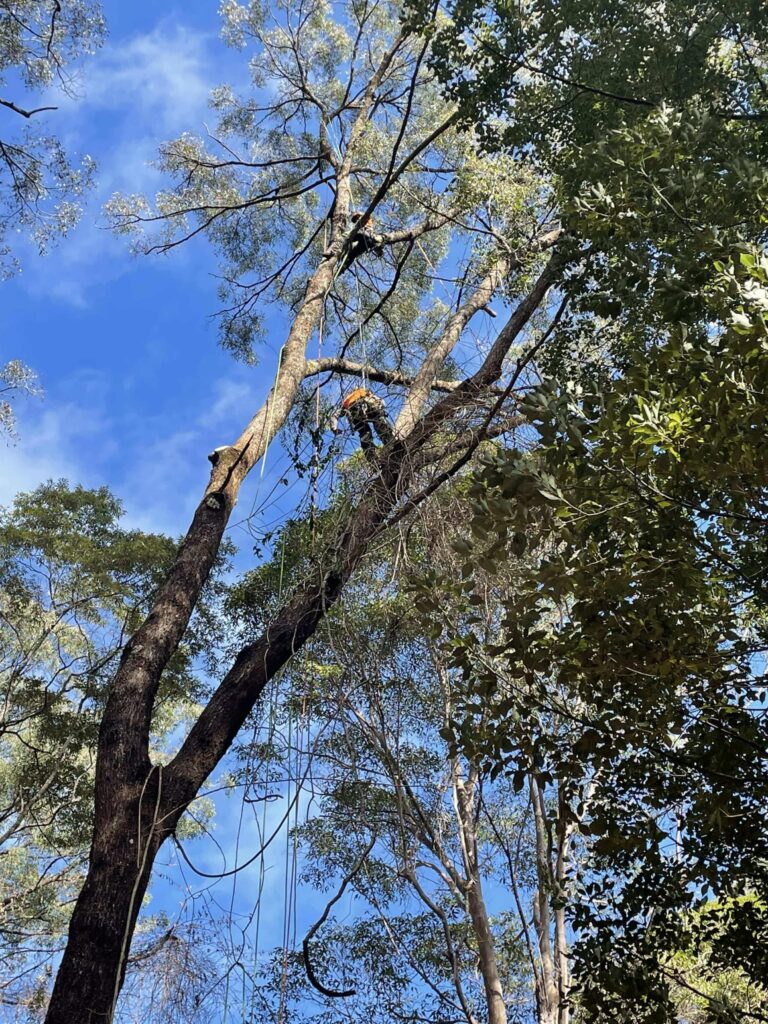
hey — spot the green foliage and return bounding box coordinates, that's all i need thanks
[0,358,41,438]
[667,898,768,1023]
[398,3,768,1018]
[409,0,768,358]
[408,0,768,162]
[420,291,768,1018]
[106,0,549,363]
[0,1,104,274]
[0,481,217,1007]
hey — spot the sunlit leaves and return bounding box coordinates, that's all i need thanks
[0,358,41,438]
[0,1,104,273]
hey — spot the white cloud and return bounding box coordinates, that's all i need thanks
[0,366,260,538]
[20,20,225,305]
[79,23,215,134]
[0,396,104,507]
[199,377,255,430]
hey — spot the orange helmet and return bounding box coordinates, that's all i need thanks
[351,211,375,229]
[342,387,370,410]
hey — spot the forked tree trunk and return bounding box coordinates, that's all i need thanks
[44,250,561,1024]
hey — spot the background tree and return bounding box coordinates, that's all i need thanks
[0,481,222,1016]
[0,0,104,275]
[405,1,768,1017]
[162,469,581,1024]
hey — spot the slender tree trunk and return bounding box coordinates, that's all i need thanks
[394,256,509,437]
[465,877,507,1024]
[554,788,571,1024]
[453,767,508,1024]
[530,774,560,1024]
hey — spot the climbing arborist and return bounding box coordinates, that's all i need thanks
[330,387,393,455]
[338,211,384,274]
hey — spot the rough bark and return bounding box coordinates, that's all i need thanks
[44,768,166,1023]
[44,243,562,1022]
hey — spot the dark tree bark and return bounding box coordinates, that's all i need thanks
[44,226,562,1023]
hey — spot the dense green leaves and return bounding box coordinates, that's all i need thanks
[400,1,768,1017]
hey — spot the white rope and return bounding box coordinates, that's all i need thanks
[353,263,368,391]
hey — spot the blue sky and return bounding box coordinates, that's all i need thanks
[2,2,285,540]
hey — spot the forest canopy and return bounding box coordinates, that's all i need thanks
[2,1,768,1022]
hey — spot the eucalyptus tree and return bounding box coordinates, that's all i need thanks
[0,0,104,274]
[0,358,40,437]
[216,482,577,1024]
[44,1,575,1019]
[0,482,218,1014]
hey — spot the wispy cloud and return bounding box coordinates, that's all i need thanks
[0,365,260,537]
[0,392,105,507]
[78,23,216,134]
[20,19,228,305]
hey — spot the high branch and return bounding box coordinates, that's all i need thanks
[45,3,567,1020]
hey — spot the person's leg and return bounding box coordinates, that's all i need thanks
[371,410,393,445]
[348,407,376,454]
[340,239,365,274]
[362,396,392,446]
[356,420,376,455]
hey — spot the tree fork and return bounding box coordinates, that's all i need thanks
[44,244,562,1022]
[43,244,343,1024]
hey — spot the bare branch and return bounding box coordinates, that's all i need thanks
[0,97,57,118]
[303,355,462,393]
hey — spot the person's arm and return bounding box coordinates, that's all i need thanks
[329,407,344,434]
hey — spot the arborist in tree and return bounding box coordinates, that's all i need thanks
[338,211,384,274]
[330,387,394,456]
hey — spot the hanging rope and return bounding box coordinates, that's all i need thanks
[353,262,369,390]
[301,834,376,998]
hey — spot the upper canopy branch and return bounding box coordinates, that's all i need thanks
[162,246,567,804]
[303,355,462,394]
[0,97,57,118]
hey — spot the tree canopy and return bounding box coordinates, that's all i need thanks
[0,0,104,274]
[3,2,768,1022]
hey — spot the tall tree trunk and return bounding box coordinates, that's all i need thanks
[453,766,508,1024]
[44,252,562,1024]
[45,769,165,1024]
[42,242,343,1022]
[554,787,571,1024]
[530,774,560,1024]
